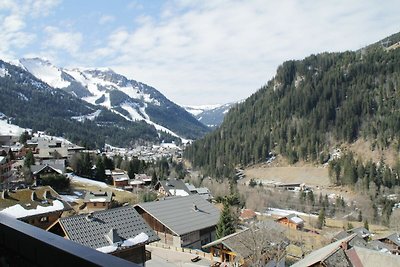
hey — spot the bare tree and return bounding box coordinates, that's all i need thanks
[234,221,288,266]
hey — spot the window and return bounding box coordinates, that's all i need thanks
[93,202,97,207]
[39,216,49,223]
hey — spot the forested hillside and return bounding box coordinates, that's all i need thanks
[185,33,400,178]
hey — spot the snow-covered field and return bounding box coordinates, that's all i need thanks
[0,119,29,136]
[263,207,317,218]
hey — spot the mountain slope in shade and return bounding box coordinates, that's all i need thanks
[184,102,237,128]
[0,60,159,148]
[18,58,209,140]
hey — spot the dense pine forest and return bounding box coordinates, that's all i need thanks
[185,33,400,178]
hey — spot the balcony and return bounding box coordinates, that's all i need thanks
[0,214,140,267]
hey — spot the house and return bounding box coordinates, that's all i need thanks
[134,194,220,249]
[83,190,113,212]
[47,206,160,265]
[203,226,287,266]
[185,183,213,200]
[113,176,129,187]
[154,179,191,197]
[0,155,12,182]
[333,227,372,242]
[377,232,400,254]
[291,233,398,267]
[276,214,304,230]
[135,173,152,186]
[239,209,257,223]
[30,162,65,178]
[112,170,129,187]
[0,186,72,229]
[291,234,357,267]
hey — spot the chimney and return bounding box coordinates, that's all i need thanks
[85,212,95,222]
[193,203,198,212]
[1,190,9,199]
[340,241,348,251]
[43,190,52,200]
[31,191,38,201]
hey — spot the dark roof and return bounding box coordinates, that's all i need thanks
[58,206,159,249]
[135,194,219,236]
[291,234,357,267]
[367,240,392,252]
[30,164,65,175]
[156,179,191,196]
[379,233,400,246]
[203,230,254,259]
[349,227,372,238]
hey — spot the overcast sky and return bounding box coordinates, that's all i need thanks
[1,0,400,105]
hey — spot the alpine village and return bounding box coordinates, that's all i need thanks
[1,12,400,267]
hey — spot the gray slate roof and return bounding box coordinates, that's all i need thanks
[135,194,220,236]
[59,206,159,249]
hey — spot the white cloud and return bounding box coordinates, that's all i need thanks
[43,26,82,55]
[0,0,61,59]
[101,0,400,105]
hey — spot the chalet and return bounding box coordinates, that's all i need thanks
[203,230,250,265]
[134,194,220,249]
[30,162,65,180]
[0,155,12,182]
[292,234,399,267]
[135,173,152,185]
[276,214,304,230]
[112,170,129,187]
[377,233,400,254]
[203,227,287,266]
[47,206,160,265]
[113,176,129,187]
[0,186,72,229]
[83,190,113,212]
[333,227,372,242]
[154,178,191,197]
[239,209,257,223]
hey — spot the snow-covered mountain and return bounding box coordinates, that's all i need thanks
[184,102,237,128]
[17,58,209,140]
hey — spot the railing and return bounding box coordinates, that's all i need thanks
[0,214,140,267]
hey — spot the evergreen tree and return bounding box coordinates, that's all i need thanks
[317,207,326,229]
[95,156,106,182]
[24,150,35,167]
[216,202,236,239]
[364,219,369,230]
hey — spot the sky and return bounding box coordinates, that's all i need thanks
[1,0,400,106]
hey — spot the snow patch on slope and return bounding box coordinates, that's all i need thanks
[19,58,70,88]
[71,110,102,122]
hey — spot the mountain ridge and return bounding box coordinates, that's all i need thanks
[15,57,209,140]
[184,32,400,178]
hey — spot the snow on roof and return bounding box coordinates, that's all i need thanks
[0,200,65,219]
[114,176,129,181]
[68,173,109,188]
[121,233,149,247]
[89,198,108,202]
[95,232,149,254]
[290,216,304,224]
[169,189,189,197]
